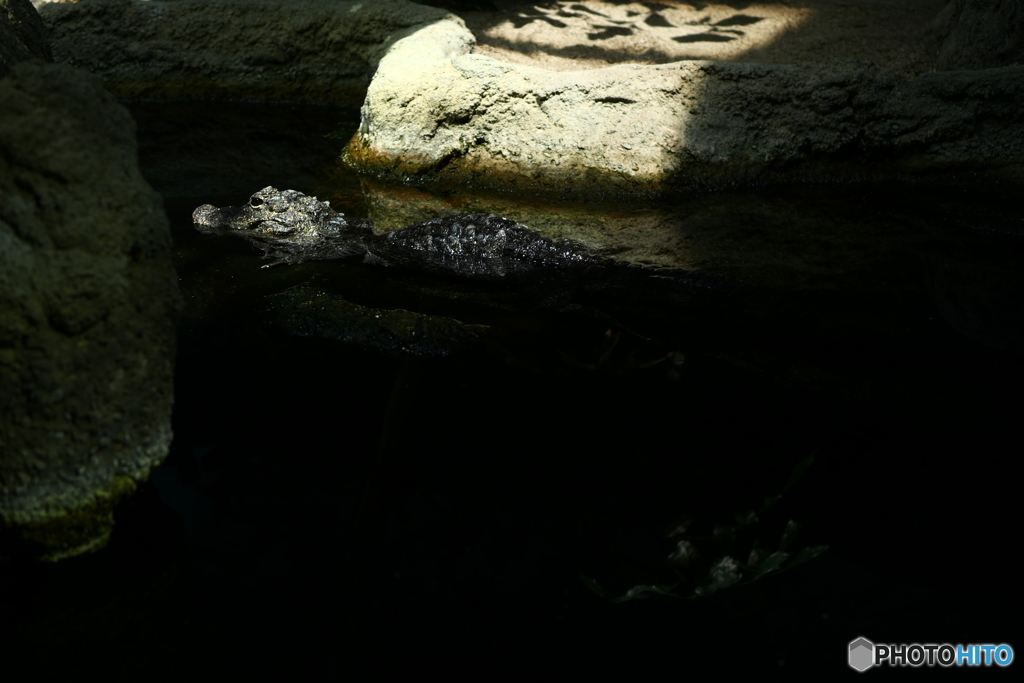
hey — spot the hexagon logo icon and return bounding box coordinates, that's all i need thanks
[849,637,875,672]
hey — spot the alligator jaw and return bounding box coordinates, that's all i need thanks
[192,204,245,234]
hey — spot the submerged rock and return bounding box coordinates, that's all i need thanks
[0,61,181,561]
[267,285,485,359]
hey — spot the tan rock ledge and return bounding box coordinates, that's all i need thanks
[39,0,1024,197]
[346,2,1024,198]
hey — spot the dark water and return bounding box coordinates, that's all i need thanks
[3,102,1020,678]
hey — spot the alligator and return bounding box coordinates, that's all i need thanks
[193,186,618,278]
[193,186,699,283]
[193,187,753,350]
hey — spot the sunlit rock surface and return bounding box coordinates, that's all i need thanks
[0,61,181,561]
[463,1,952,78]
[36,0,1024,195]
[348,21,1024,197]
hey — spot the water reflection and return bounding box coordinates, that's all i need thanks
[5,100,1013,677]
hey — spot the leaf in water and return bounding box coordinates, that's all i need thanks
[783,447,818,493]
[709,555,742,590]
[754,551,790,575]
[779,519,800,551]
[664,515,693,538]
[786,545,828,568]
[579,574,607,599]
[667,538,699,568]
[735,510,758,527]
[712,523,736,543]
[580,454,832,605]
[609,584,682,604]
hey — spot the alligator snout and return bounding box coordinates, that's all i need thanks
[193,204,233,234]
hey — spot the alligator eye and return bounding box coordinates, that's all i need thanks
[250,196,265,207]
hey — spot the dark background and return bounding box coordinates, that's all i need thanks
[2,100,1020,679]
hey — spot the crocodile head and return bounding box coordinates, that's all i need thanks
[193,186,337,237]
[193,186,369,266]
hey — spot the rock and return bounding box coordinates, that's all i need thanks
[0,61,181,561]
[37,0,454,104]
[463,1,942,80]
[37,0,1024,194]
[0,0,53,77]
[931,0,1024,71]
[348,22,1024,197]
[267,285,485,359]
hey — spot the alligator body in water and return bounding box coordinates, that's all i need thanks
[193,187,620,279]
[191,186,747,294]
[193,187,750,347]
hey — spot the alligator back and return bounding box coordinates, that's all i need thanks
[363,213,608,279]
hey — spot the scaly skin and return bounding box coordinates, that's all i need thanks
[193,187,372,266]
[192,187,738,301]
[193,187,750,346]
[193,186,613,277]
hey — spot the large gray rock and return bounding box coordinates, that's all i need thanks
[0,61,180,561]
[931,0,1024,70]
[38,0,1024,195]
[1,0,53,76]
[38,0,454,104]
[348,18,1024,197]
